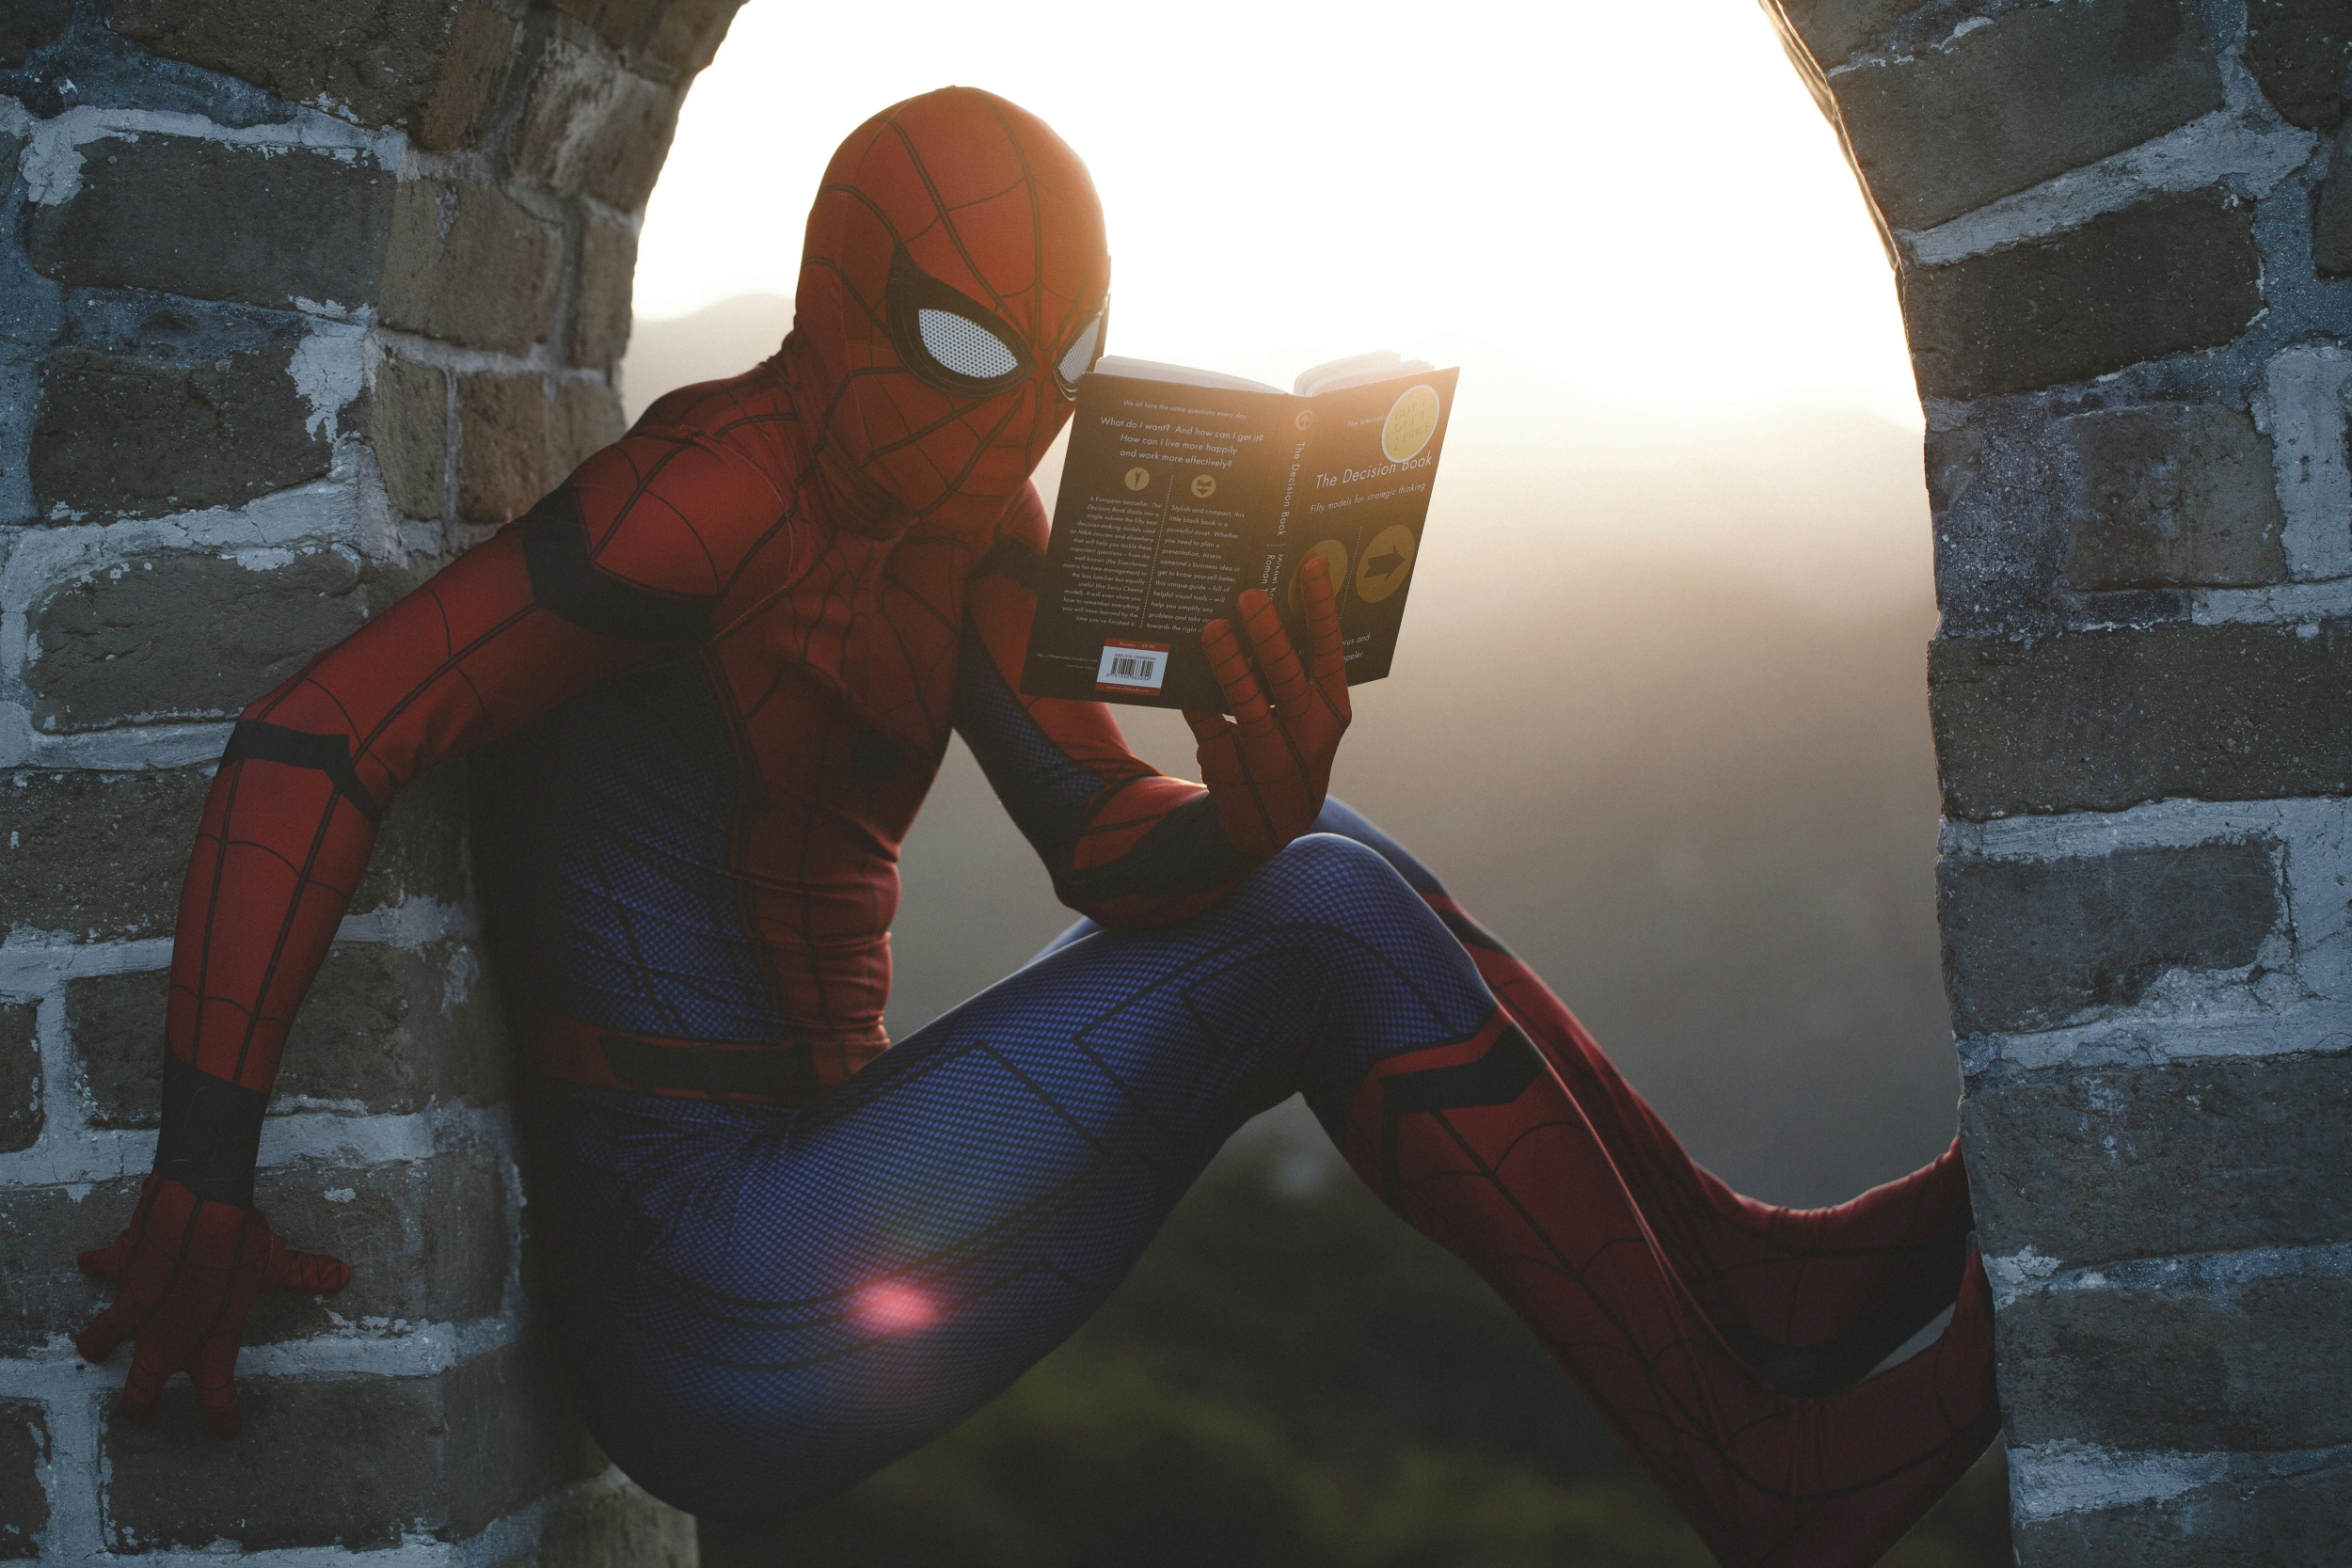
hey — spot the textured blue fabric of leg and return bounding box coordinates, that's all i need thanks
[536,834,1496,1520]
[1023,798,1441,967]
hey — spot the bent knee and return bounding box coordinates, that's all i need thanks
[1253,832,1422,915]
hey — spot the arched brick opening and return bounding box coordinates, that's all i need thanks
[0,1,2342,1562]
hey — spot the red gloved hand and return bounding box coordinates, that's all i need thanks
[1184,550,1351,857]
[76,1174,351,1437]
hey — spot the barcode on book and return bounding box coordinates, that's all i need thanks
[1095,640,1169,692]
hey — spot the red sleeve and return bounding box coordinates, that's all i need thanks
[169,418,798,1095]
[952,485,1262,927]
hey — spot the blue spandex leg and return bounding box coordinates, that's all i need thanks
[537,832,1496,1519]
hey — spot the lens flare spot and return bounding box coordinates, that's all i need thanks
[855,1282,937,1334]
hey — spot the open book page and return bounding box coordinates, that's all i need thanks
[1021,360,1457,710]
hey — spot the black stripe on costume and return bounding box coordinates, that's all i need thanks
[223,721,384,824]
[1056,791,1262,907]
[155,1052,266,1208]
[970,532,1043,589]
[598,1034,822,1104]
[1434,905,1515,958]
[1377,1023,1546,1196]
[523,488,711,643]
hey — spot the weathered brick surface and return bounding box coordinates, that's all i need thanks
[540,1478,697,1568]
[416,5,523,150]
[1963,1053,2352,1265]
[2001,1271,2352,1450]
[101,1339,596,1550]
[32,342,330,521]
[0,1402,48,1560]
[0,768,214,941]
[104,0,519,147]
[24,550,437,730]
[1901,191,2262,400]
[382,180,562,356]
[1777,0,1912,66]
[458,372,552,522]
[553,379,627,477]
[25,136,392,310]
[512,42,683,210]
[573,210,638,369]
[71,943,507,1128]
[639,0,736,76]
[0,1175,142,1355]
[2014,1451,2351,1566]
[0,0,70,68]
[369,355,450,519]
[1928,620,2352,820]
[2244,0,2352,133]
[2058,404,2285,591]
[1836,0,2220,232]
[243,1150,512,1342]
[1940,841,2280,1037]
[0,1001,38,1155]
[351,757,474,914]
[0,1148,507,1356]
[2316,125,2352,277]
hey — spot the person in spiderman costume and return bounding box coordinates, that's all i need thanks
[72,87,1997,1566]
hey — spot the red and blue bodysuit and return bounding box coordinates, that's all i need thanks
[75,88,1998,1567]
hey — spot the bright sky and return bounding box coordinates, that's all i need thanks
[632,0,1922,423]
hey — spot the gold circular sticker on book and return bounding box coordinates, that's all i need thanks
[1124,466,1151,491]
[1191,474,1217,499]
[1355,524,1416,603]
[1380,385,1440,463]
[1289,539,1348,614]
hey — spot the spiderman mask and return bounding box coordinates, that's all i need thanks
[789,87,1111,534]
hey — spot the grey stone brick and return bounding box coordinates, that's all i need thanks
[2000,1272,2352,1449]
[0,1000,36,1155]
[541,1477,697,1568]
[1928,620,2352,820]
[24,549,427,730]
[1902,191,2262,400]
[370,356,450,519]
[572,209,637,370]
[31,342,330,522]
[0,768,214,941]
[0,1402,48,1560]
[25,136,392,311]
[513,42,683,210]
[2315,124,2352,277]
[382,179,562,356]
[105,0,520,150]
[1963,1054,2352,1266]
[2059,405,2286,591]
[415,5,523,151]
[1836,0,2221,232]
[243,1149,512,1343]
[1777,0,1914,65]
[458,372,552,523]
[641,0,736,76]
[69,942,507,1130]
[0,0,70,68]
[2244,0,2352,133]
[2014,1448,2351,1566]
[552,379,626,478]
[101,1339,595,1551]
[1941,841,2281,1037]
[0,1175,143,1355]
[351,757,473,914]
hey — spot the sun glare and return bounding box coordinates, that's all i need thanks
[632,0,1919,423]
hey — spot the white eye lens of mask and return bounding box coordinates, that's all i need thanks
[1057,313,1104,387]
[916,309,1022,381]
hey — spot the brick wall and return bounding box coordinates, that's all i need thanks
[0,2,737,1560]
[1770,0,2352,1559]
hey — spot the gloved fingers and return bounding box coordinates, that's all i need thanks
[1236,591,1308,715]
[118,1332,182,1426]
[1182,708,1231,746]
[268,1244,352,1296]
[188,1334,245,1438]
[74,1294,145,1365]
[77,1227,134,1281]
[1300,551,1346,689]
[1200,616,1273,736]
